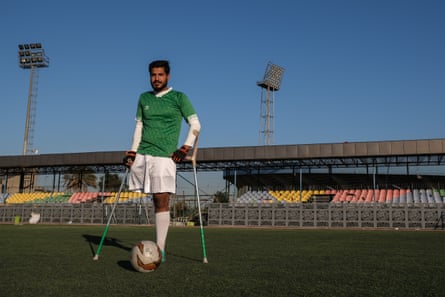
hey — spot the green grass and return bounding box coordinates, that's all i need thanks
[0,225,444,297]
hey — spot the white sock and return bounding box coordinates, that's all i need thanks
[155,211,170,251]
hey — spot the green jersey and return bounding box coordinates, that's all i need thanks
[135,89,197,157]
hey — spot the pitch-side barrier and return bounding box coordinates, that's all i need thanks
[1,202,444,230]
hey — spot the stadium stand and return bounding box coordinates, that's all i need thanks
[234,190,277,204]
[3,188,445,205]
[102,191,149,204]
[6,192,68,204]
[68,192,111,203]
[269,189,322,203]
[3,191,153,204]
[1,139,445,229]
[234,188,445,204]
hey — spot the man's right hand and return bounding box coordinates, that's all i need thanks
[123,151,136,168]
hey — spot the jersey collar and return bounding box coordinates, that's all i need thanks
[155,87,173,97]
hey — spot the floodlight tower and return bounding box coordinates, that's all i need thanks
[18,43,49,155]
[257,62,284,145]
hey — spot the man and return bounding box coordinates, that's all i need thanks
[124,60,201,263]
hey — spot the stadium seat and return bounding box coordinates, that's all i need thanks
[413,189,421,203]
[365,189,375,203]
[331,190,342,203]
[419,189,427,203]
[339,190,348,203]
[433,190,443,203]
[378,189,386,203]
[392,189,400,204]
[385,189,393,203]
[345,189,356,203]
[426,189,435,204]
[406,190,414,204]
[357,189,367,203]
[399,189,407,203]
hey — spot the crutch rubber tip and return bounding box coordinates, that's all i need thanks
[203,257,208,264]
[92,255,99,261]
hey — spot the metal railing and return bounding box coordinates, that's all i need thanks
[1,202,444,230]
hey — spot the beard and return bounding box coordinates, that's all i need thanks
[151,80,168,92]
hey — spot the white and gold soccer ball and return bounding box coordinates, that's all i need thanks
[130,240,162,273]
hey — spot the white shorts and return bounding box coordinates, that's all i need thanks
[128,154,176,194]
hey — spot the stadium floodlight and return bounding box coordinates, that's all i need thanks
[18,43,49,69]
[257,62,285,145]
[256,62,285,91]
[17,42,50,155]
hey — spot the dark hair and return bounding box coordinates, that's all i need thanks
[149,60,170,75]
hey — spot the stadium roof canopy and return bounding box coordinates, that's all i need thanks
[1,138,445,175]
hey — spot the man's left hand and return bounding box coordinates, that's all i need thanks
[172,145,190,163]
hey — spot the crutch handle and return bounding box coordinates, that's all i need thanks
[185,131,199,167]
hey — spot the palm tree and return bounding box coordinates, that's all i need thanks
[63,167,97,192]
[98,172,124,192]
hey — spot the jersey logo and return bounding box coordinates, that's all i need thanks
[144,105,150,111]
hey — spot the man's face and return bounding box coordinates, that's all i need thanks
[150,67,169,92]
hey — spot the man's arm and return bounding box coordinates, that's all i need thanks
[184,114,201,147]
[130,119,143,152]
[123,119,142,168]
[172,114,201,163]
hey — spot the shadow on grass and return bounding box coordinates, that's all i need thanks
[82,234,132,256]
[118,260,136,272]
[167,251,203,263]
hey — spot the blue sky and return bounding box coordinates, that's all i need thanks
[1,0,444,156]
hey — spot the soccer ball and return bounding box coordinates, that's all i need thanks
[130,240,162,273]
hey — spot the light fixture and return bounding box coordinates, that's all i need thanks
[257,62,285,91]
[18,43,49,69]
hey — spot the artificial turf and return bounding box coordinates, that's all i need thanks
[0,224,444,297]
